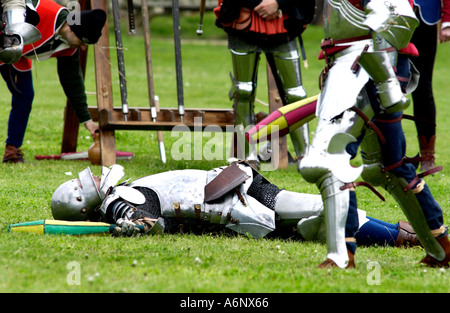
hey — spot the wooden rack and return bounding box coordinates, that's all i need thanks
[60,0,288,167]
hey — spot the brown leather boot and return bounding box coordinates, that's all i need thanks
[318,248,355,269]
[418,135,436,172]
[420,233,450,267]
[395,220,422,247]
[3,144,25,163]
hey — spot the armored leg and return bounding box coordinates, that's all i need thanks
[320,174,351,267]
[300,136,359,268]
[274,190,322,220]
[299,89,376,268]
[229,48,260,162]
[267,46,309,161]
[361,125,446,262]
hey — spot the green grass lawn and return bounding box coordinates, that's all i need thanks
[1,11,450,294]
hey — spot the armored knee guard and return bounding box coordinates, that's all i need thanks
[299,98,371,185]
[270,48,309,159]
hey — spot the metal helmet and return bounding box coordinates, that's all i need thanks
[51,168,103,221]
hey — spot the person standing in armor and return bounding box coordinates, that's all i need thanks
[213,0,316,169]
[0,0,106,163]
[298,0,450,268]
[410,0,450,171]
[50,163,421,248]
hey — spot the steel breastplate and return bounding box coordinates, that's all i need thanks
[129,170,208,220]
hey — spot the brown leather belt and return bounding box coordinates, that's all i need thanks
[320,35,372,49]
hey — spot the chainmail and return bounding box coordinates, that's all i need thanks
[104,187,161,224]
[132,187,162,218]
[247,172,282,210]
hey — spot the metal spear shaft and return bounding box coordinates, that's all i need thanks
[196,0,206,35]
[127,0,136,34]
[141,0,166,163]
[172,0,185,122]
[111,0,129,121]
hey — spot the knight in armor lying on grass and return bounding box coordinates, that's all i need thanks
[50,163,420,248]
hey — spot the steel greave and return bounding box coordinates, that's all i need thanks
[318,173,350,268]
[360,129,445,261]
[387,175,445,261]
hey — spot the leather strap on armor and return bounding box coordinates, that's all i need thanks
[340,181,385,201]
[319,34,372,59]
[173,202,184,235]
[381,156,443,192]
[194,204,202,229]
[404,168,442,192]
[350,106,386,145]
[205,162,250,203]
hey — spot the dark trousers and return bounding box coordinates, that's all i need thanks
[0,65,34,148]
[410,17,437,139]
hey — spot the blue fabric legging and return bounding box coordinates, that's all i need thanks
[0,65,34,148]
[355,216,399,247]
[375,112,444,230]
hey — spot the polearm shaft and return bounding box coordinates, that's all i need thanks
[196,0,206,35]
[127,0,136,34]
[172,0,185,122]
[154,96,166,163]
[298,35,308,69]
[141,0,166,163]
[112,0,128,121]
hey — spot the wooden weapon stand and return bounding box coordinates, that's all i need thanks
[60,0,288,167]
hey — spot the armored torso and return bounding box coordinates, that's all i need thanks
[102,163,276,238]
[130,170,209,220]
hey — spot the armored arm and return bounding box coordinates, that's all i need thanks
[363,0,418,50]
[358,0,418,113]
[99,185,165,236]
[0,0,41,63]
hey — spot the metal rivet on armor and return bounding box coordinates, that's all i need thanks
[81,208,87,213]
[76,196,82,201]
